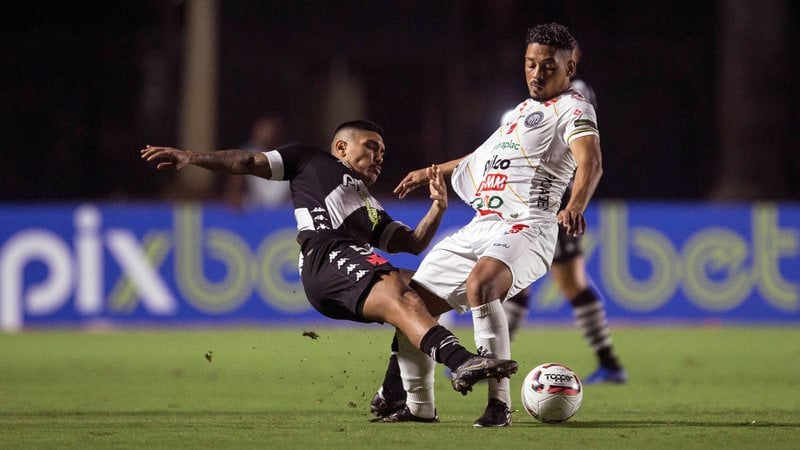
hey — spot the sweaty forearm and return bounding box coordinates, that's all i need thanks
[564,135,603,213]
[189,149,259,175]
[405,203,447,255]
[437,157,464,178]
[565,160,602,212]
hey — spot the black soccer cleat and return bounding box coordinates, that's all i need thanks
[473,398,512,427]
[370,387,407,418]
[370,406,439,423]
[451,355,518,395]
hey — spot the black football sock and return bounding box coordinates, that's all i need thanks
[506,289,530,309]
[597,347,622,371]
[381,333,406,400]
[570,287,622,370]
[419,325,472,371]
[503,288,530,340]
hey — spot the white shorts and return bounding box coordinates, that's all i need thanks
[412,216,558,313]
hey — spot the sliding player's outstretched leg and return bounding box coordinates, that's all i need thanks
[365,272,517,423]
[370,333,407,419]
[371,327,517,423]
[450,352,518,395]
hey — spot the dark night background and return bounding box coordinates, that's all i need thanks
[2,1,799,202]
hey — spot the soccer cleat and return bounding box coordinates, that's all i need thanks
[370,387,407,418]
[473,398,512,427]
[583,366,628,384]
[451,355,518,395]
[370,406,439,423]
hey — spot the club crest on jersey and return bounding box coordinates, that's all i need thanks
[366,253,388,266]
[524,111,544,128]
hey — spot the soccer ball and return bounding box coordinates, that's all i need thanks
[520,363,583,423]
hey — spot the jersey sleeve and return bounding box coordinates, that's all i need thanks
[369,198,411,253]
[561,94,600,145]
[265,144,319,181]
[377,218,411,253]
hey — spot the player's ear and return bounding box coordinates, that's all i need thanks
[566,59,576,78]
[335,139,347,156]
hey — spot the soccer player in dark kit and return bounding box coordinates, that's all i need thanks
[141,120,518,421]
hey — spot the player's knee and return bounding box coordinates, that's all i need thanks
[466,258,512,303]
[400,291,429,315]
[383,290,428,319]
[466,275,501,304]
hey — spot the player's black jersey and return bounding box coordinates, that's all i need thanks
[263,144,409,251]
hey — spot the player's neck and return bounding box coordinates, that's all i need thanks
[336,157,354,170]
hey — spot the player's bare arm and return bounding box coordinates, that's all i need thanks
[386,165,447,255]
[393,156,464,198]
[558,135,602,236]
[140,145,272,178]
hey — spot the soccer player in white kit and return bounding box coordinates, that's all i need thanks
[372,23,603,427]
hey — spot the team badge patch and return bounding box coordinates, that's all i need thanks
[365,253,389,266]
[524,112,544,128]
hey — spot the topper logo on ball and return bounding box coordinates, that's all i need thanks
[544,373,573,383]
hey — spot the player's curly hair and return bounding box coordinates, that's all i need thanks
[526,23,577,50]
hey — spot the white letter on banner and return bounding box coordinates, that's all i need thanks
[75,205,103,314]
[0,230,73,331]
[106,230,177,315]
[753,204,799,311]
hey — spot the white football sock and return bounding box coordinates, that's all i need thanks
[472,299,511,407]
[396,331,436,418]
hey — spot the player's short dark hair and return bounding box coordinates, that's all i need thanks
[334,120,384,138]
[526,23,577,50]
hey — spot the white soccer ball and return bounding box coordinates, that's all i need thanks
[520,363,583,423]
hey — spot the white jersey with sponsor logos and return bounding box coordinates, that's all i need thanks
[451,87,599,223]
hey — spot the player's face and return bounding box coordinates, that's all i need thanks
[341,131,385,185]
[525,43,575,101]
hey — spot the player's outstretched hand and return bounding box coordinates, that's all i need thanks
[393,167,430,199]
[140,145,190,171]
[426,165,447,209]
[557,208,586,237]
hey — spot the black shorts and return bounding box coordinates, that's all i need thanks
[300,236,396,323]
[552,185,583,263]
[552,225,582,263]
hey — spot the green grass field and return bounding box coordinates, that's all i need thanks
[1,326,799,449]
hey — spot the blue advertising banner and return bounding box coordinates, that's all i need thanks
[0,201,797,331]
